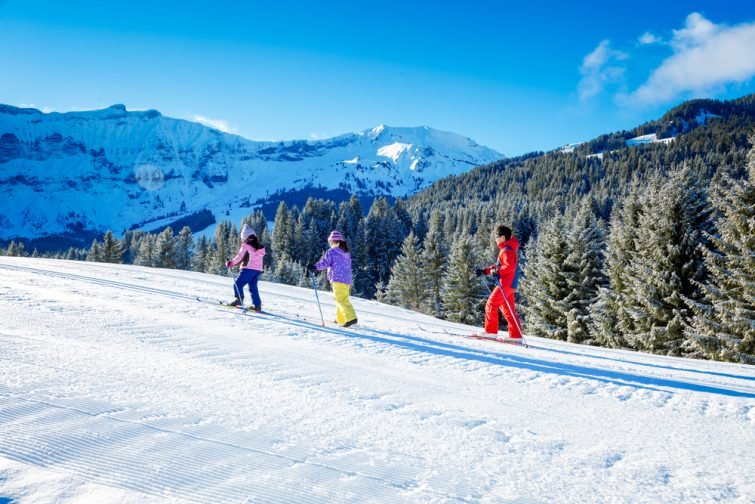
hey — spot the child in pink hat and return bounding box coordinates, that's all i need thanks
[307,230,358,327]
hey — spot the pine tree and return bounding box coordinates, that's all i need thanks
[271,201,293,266]
[385,232,426,310]
[442,236,485,325]
[563,198,607,344]
[591,185,643,348]
[624,168,711,355]
[154,227,177,269]
[175,226,194,270]
[687,142,755,363]
[364,197,404,297]
[6,241,18,257]
[351,220,371,297]
[101,230,125,263]
[193,235,211,272]
[272,256,305,286]
[420,211,448,317]
[135,234,157,267]
[300,198,337,263]
[86,239,102,262]
[520,215,571,340]
[212,221,233,274]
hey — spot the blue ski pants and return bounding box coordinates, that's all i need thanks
[234,268,262,308]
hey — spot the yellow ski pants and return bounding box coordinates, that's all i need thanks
[332,282,357,324]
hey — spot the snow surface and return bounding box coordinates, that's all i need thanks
[1,257,754,503]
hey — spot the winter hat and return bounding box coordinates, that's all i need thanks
[328,230,344,242]
[241,224,256,241]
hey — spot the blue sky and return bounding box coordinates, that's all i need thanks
[2,0,755,155]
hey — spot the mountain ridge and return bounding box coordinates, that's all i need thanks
[0,104,502,245]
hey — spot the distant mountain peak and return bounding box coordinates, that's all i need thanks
[0,104,503,243]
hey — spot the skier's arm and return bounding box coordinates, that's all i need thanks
[227,245,246,267]
[314,249,332,271]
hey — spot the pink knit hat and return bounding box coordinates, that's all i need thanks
[328,230,344,242]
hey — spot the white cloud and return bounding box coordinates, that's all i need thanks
[577,40,629,101]
[627,13,755,106]
[191,115,237,134]
[638,32,662,45]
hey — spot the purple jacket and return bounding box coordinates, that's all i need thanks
[315,246,352,285]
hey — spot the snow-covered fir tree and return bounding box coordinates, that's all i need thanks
[420,212,448,317]
[175,226,194,271]
[212,221,234,274]
[101,230,124,264]
[590,185,643,348]
[193,235,211,273]
[271,202,294,266]
[563,198,607,344]
[687,141,755,363]
[86,239,102,262]
[385,232,426,310]
[442,235,484,325]
[364,198,405,297]
[271,256,305,286]
[135,234,157,267]
[624,168,711,355]
[154,227,176,269]
[520,215,571,340]
[300,199,337,264]
[5,241,18,256]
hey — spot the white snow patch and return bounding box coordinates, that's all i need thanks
[560,142,582,153]
[626,133,675,146]
[377,142,413,163]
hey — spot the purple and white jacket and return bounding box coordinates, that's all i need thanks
[315,246,353,285]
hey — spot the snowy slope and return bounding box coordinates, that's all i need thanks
[0,105,502,241]
[0,257,754,503]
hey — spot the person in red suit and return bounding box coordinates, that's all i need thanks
[476,225,523,340]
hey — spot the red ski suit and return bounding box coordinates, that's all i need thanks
[483,237,522,338]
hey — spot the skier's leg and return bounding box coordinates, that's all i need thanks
[249,270,262,309]
[484,287,504,334]
[500,286,522,339]
[333,282,356,324]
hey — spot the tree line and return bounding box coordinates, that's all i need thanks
[2,96,753,363]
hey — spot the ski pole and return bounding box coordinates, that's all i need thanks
[479,276,492,293]
[309,270,325,327]
[493,274,527,345]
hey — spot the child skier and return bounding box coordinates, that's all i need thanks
[226,223,266,312]
[307,230,358,327]
[476,225,523,341]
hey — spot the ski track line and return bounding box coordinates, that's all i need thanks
[0,392,457,503]
[3,261,755,398]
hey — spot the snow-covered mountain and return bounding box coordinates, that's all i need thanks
[0,104,502,243]
[1,257,754,502]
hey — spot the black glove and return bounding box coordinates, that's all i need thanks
[306,263,317,273]
[475,268,486,277]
